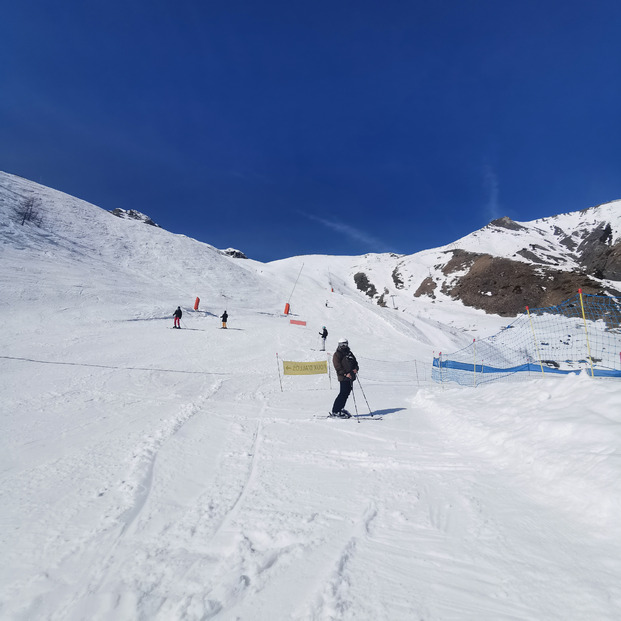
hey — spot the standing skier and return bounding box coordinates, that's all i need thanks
[319,326,328,351]
[331,338,359,418]
[221,310,228,329]
[173,306,182,329]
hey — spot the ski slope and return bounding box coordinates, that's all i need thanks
[1,171,620,620]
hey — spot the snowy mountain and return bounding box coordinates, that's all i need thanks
[4,169,619,319]
[1,170,621,620]
[370,203,621,316]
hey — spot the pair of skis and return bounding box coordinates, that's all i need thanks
[317,411,380,421]
[322,376,378,422]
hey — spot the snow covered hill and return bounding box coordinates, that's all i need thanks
[385,203,621,316]
[1,170,620,620]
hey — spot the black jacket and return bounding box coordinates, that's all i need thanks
[221,312,228,321]
[174,307,182,318]
[333,346,359,382]
[320,328,328,339]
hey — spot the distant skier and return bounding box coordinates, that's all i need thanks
[319,326,328,351]
[331,338,359,418]
[173,306,182,329]
[221,310,228,329]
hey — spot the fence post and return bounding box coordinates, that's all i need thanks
[473,338,477,387]
[276,353,284,392]
[439,352,444,385]
[327,353,332,389]
[526,306,545,376]
[578,289,595,377]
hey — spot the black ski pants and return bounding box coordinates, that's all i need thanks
[332,379,352,413]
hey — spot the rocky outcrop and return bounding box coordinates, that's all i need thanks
[443,253,607,316]
[354,272,378,298]
[109,208,159,227]
[414,276,437,299]
[488,216,526,232]
[220,248,248,259]
[575,223,621,280]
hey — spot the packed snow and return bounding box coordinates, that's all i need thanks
[1,171,620,620]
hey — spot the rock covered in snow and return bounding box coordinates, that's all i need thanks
[109,208,160,227]
[220,247,248,259]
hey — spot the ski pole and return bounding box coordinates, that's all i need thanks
[355,375,373,416]
[350,378,360,423]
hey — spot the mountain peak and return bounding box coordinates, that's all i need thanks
[488,216,526,231]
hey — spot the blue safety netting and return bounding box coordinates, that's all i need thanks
[432,294,621,386]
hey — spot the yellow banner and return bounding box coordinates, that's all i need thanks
[282,360,328,375]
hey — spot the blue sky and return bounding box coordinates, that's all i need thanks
[2,1,621,262]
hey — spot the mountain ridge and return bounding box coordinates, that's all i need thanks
[2,169,620,318]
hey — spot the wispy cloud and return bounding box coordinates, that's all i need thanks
[301,212,393,253]
[483,164,501,222]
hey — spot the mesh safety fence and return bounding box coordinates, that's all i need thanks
[432,293,621,386]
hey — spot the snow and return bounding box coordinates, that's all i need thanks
[1,171,621,620]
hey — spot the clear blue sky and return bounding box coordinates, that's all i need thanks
[2,1,621,261]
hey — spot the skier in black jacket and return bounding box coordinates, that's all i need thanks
[173,306,183,329]
[221,310,228,329]
[331,338,359,418]
[319,326,328,351]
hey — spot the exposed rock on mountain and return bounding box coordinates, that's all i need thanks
[109,208,160,227]
[439,251,606,316]
[404,202,621,315]
[220,248,248,259]
[576,222,621,280]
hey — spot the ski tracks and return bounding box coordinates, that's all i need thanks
[42,381,224,621]
[294,501,379,621]
[155,401,306,619]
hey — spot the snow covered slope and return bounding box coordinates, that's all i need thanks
[1,171,621,620]
[449,203,621,268]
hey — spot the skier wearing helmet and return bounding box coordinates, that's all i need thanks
[319,326,328,351]
[331,338,359,418]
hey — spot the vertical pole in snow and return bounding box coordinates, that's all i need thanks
[287,262,304,309]
[276,353,283,392]
[473,339,477,388]
[439,352,443,385]
[414,360,420,387]
[578,289,595,377]
[526,306,545,376]
[327,353,332,389]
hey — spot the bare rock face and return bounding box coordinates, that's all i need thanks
[443,252,606,316]
[487,216,526,232]
[575,223,621,280]
[414,276,437,299]
[354,272,378,298]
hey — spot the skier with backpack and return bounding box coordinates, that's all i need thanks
[221,310,228,329]
[331,338,359,418]
[173,306,182,329]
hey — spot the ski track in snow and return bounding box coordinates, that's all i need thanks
[23,384,224,621]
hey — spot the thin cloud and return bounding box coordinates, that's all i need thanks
[483,164,501,222]
[302,213,394,253]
